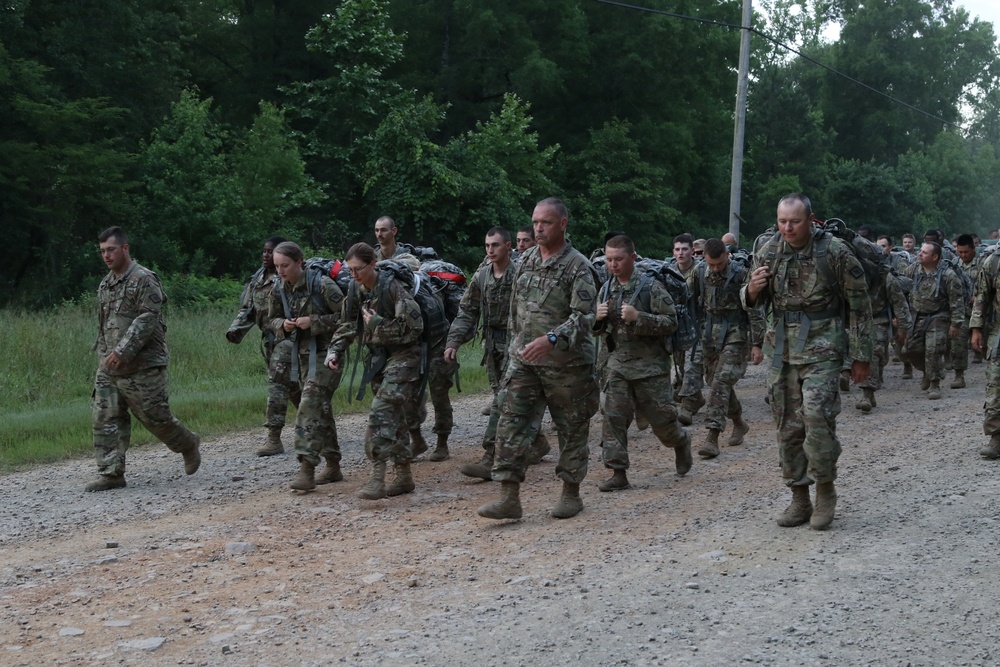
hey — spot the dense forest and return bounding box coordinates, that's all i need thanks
[2,0,998,307]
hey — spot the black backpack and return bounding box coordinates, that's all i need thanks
[419,259,467,323]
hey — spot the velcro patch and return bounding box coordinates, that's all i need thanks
[849,266,865,280]
[330,292,343,303]
[577,290,593,301]
[149,293,161,303]
[410,310,421,320]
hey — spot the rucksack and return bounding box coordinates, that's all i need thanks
[598,258,698,354]
[420,259,467,323]
[302,257,352,309]
[396,242,439,263]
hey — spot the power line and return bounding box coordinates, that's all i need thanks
[593,0,966,132]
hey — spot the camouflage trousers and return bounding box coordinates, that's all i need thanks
[493,361,599,484]
[481,344,546,452]
[859,320,891,391]
[408,341,453,436]
[291,358,343,465]
[484,334,509,392]
[769,359,842,486]
[702,342,747,431]
[265,339,301,428]
[949,317,969,372]
[369,360,421,464]
[92,366,199,476]
[601,372,684,470]
[984,351,1000,436]
[674,341,705,402]
[903,315,949,381]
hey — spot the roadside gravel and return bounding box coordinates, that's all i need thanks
[2,360,998,666]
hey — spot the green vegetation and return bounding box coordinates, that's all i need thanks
[0,304,489,471]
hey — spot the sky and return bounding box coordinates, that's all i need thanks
[958,1,1000,36]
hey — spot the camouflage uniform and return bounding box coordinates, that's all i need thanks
[860,271,912,391]
[227,267,301,429]
[328,272,423,464]
[970,251,1000,437]
[902,264,965,382]
[93,261,199,476]
[375,243,405,262]
[595,272,685,470]
[494,244,599,484]
[267,273,345,466]
[952,255,980,370]
[666,258,706,413]
[700,259,757,431]
[741,231,873,486]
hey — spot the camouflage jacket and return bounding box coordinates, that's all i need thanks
[961,256,981,301]
[741,232,873,365]
[700,258,758,350]
[594,271,676,380]
[227,267,278,345]
[666,257,706,321]
[869,271,912,335]
[447,259,515,353]
[326,271,423,369]
[509,243,597,368]
[970,251,1000,355]
[906,264,965,327]
[267,272,345,357]
[375,243,405,262]
[95,260,170,375]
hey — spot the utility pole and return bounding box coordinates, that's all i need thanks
[729,0,753,243]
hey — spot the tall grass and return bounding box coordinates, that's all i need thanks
[0,302,489,471]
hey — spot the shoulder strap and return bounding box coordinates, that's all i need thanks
[627,272,654,308]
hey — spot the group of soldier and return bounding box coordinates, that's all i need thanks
[84,193,1000,530]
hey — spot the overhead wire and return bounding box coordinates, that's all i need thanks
[593,0,967,132]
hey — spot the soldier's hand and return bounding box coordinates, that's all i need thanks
[282,318,297,333]
[522,335,554,363]
[750,345,764,365]
[295,316,312,330]
[362,307,374,325]
[596,301,610,321]
[972,328,984,352]
[747,266,771,301]
[326,353,340,371]
[850,359,870,385]
[443,347,458,364]
[104,351,123,370]
[896,331,907,346]
[948,324,961,339]
[225,331,239,343]
[620,303,639,323]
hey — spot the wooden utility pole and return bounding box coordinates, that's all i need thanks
[728,0,753,243]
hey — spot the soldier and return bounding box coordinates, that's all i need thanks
[856,255,911,413]
[698,239,763,458]
[267,242,345,491]
[970,240,1000,458]
[902,233,918,260]
[477,197,599,521]
[742,194,873,530]
[902,242,965,400]
[876,234,912,376]
[666,233,707,425]
[87,226,201,491]
[955,234,981,369]
[594,234,691,491]
[326,243,424,499]
[226,236,302,456]
[515,226,536,254]
[446,228,549,480]
[374,215,403,261]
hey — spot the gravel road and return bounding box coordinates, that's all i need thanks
[2,360,998,666]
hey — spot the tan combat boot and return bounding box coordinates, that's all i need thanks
[810,481,837,530]
[460,448,494,481]
[290,458,316,491]
[856,388,875,413]
[182,435,201,475]
[901,362,913,379]
[920,374,931,391]
[777,485,813,527]
[315,456,343,485]
[950,370,966,389]
[478,481,522,519]
[677,392,705,426]
[598,469,629,492]
[429,433,450,462]
[256,427,284,457]
[699,429,721,458]
[839,370,851,392]
[674,429,693,476]
[526,433,551,465]
[728,416,749,446]
[386,461,415,496]
[357,461,387,499]
[481,403,492,416]
[980,434,1000,460]
[85,473,127,492]
[410,430,428,457]
[551,482,583,519]
[927,380,942,400]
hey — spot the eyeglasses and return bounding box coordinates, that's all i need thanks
[98,246,120,256]
[693,250,704,256]
[347,262,372,276]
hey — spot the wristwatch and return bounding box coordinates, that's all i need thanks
[546,331,558,346]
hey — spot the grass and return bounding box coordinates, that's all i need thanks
[0,302,490,471]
